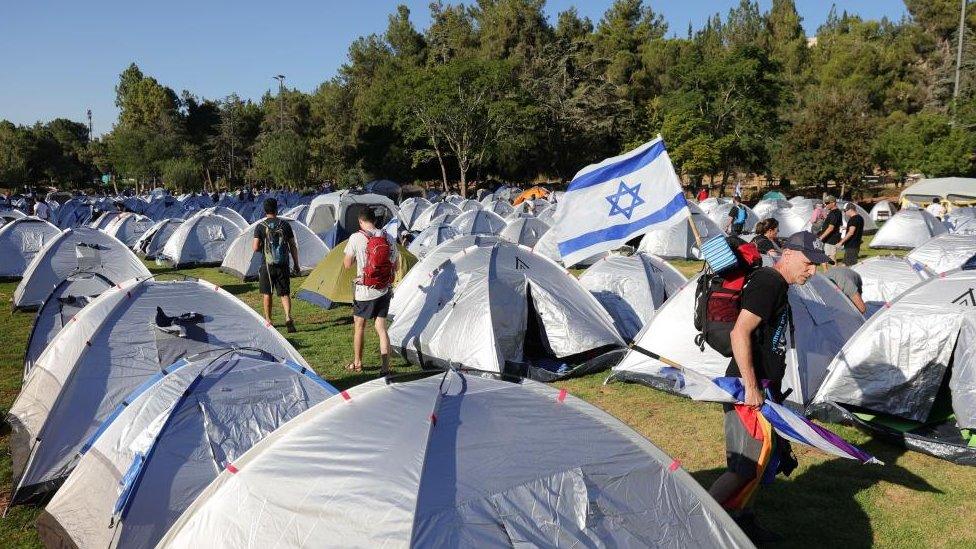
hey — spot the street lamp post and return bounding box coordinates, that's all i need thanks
[87,109,93,141]
[273,75,286,131]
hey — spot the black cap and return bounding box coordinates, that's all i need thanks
[784,231,833,265]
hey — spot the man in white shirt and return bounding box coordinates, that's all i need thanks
[926,198,946,220]
[33,195,51,221]
[343,208,398,375]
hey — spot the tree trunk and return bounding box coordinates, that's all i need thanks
[434,145,449,194]
[719,168,730,198]
[459,164,468,199]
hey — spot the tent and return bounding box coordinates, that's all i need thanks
[0,207,26,226]
[103,212,155,247]
[159,212,243,268]
[37,350,336,549]
[906,233,976,274]
[0,217,62,280]
[762,190,788,201]
[90,211,120,230]
[296,240,416,309]
[23,272,117,378]
[609,272,864,410]
[13,226,150,310]
[397,198,432,231]
[532,224,608,266]
[390,235,500,320]
[869,200,896,222]
[7,277,307,505]
[389,241,624,380]
[407,222,460,259]
[705,202,759,233]
[134,218,184,259]
[188,206,249,230]
[578,253,689,342]
[156,370,750,549]
[444,194,465,206]
[851,256,934,316]
[870,209,947,249]
[458,198,483,212]
[219,218,328,280]
[305,192,398,245]
[636,203,722,259]
[364,179,401,201]
[281,204,308,223]
[412,202,461,232]
[751,201,809,237]
[811,269,976,464]
[449,209,507,236]
[512,185,550,205]
[837,200,879,233]
[945,207,976,232]
[53,199,92,228]
[900,177,976,207]
[483,199,515,217]
[498,216,550,248]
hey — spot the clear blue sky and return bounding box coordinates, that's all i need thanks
[0,1,907,136]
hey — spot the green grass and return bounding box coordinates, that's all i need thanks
[1,239,973,548]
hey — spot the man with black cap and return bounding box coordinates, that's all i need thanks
[818,195,842,268]
[709,231,830,542]
[837,202,864,267]
[253,197,300,332]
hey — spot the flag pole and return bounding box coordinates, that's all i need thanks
[687,213,703,248]
[628,343,685,370]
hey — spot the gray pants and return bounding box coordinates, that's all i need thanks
[843,246,859,266]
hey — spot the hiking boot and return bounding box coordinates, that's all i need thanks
[734,512,782,545]
[285,319,296,333]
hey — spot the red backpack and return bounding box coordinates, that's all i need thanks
[360,230,395,289]
[693,237,763,357]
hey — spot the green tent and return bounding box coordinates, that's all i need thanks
[762,190,787,201]
[296,241,416,308]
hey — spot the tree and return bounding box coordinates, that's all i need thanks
[161,157,203,192]
[773,88,876,195]
[251,130,308,187]
[0,121,33,185]
[474,0,551,65]
[874,111,975,177]
[592,0,667,103]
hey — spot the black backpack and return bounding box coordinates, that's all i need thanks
[693,237,763,357]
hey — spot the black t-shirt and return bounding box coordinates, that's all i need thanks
[822,208,844,244]
[754,234,778,255]
[253,218,295,267]
[844,214,864,248]
[726,267,791,393]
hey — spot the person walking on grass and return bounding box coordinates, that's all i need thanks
[837,202,865,267]
[343,208,397,376]
[708,231,831,543]
[725,195,747,236]
[817,196,842,269]
[253,198,300,333]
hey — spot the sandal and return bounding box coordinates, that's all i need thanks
[345,363,363,373]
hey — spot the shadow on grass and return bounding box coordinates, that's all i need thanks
[220,283,256,296]
[691,439,939,548]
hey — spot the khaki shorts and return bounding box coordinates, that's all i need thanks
[823,243,837,259]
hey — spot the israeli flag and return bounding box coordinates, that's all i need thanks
[553,136,690,267]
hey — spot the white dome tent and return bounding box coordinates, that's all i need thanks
[188,206,249,230]
[579,253,688,341]
[37,350,337,549]
[159,212,243,268]
[219,218,328,280]
[305,192,398,245]
[406,222,460,259]
[751,201,809,237]
[156,370,750,549]
[636,203,722,259]
[102,212,155,247]
[89,211,120,230]
[0,217,62,280]
[13,226,150,310]
[850,256,934,316]
[869,200,896,222]
[449,208,507,236]
[7,276,308,505]
[906,233,976,274]
[389,241,624,381]
[498,216,550,248]
[812,269,976,464]
[870,209,947,249]
[412,201,461,232]
[397,198,432,231]
[483,198,515,217]
[705,202,759,233]
[134,218,184,259]
[610,272,864,410]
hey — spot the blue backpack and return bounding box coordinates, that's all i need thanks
[262,219,289,265]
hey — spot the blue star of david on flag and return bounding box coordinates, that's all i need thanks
[605,180,645,219]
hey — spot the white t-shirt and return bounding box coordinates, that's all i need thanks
[926,203,946,219]
[345,229,398,301]
[34,201,50,220]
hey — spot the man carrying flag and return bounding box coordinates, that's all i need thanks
[552,136,691,268]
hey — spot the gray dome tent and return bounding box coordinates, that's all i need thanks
[7,276,307,505]
[870,209,947,249]
[389,241,625,381]
[0,217,61,280]
[705,202,759,233]
[134,218,184,259]
[13,226,150,310]
[578,253,688,342]
[156,370,751,548]
[38,350,336,549]
[398,198,432,231]
[449,208,507,236]
[219,218,328,280]
[90,211,120,230]
[103,212,155,247]
[812,269,976,464]
[159,212,243,268]
[636,203,722,259]
[406,222,460,259]
[610,272,864,410]
[850,256,934,317]
[412,201,461,232]
[498,216,550,248]
[189,206,249,230]
[869,200,896,222]
[906,233,976,274]
[22,272,118,379]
